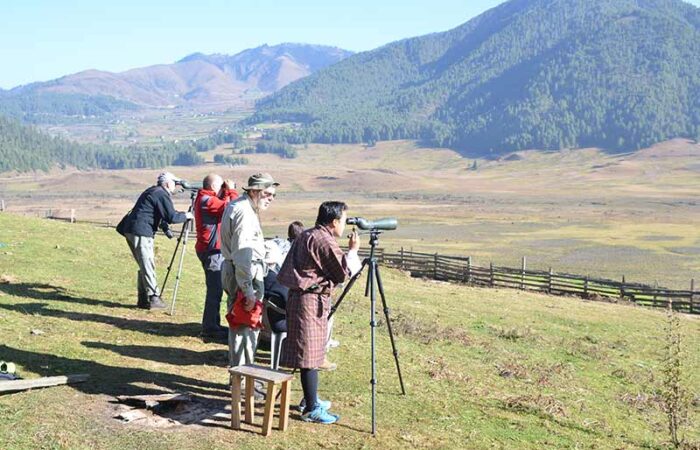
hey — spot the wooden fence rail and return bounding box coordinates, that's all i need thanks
[32,212,699,314]
[380,248,699,315]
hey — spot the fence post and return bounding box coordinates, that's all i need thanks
[46,209,53,219]
[433,253,438,279]
[547,268,553,293]
[0,199,5,211]
[489,262,494,287]
[400,247,405,269]
[70,209,76,223]
[466,256,472,284]
[620,275,626,300]
[691,279,695,314]
[584,275,589,297]
[520,256,526,289]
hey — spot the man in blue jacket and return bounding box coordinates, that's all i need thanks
[118,172,193,309]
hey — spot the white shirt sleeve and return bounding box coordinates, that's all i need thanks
[346,249,362,277]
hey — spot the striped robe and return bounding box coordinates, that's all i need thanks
[277,225,352,369]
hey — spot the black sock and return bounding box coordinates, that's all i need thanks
[300,368,318,411]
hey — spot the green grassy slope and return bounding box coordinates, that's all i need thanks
[0,214,698,449]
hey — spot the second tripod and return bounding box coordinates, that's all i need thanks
[329,229,406,436]
[160,190,196,315]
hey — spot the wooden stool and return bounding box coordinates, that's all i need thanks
[229,364,293,436]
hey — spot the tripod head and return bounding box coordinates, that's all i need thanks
[364,229,382,248]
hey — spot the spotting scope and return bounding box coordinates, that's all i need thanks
[346,217,398,231]
[175,180,203,190]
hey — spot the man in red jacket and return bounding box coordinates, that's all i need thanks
[195,173,238,341]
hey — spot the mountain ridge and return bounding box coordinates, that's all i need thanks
[2,43,353,114]
[252,0,700,153]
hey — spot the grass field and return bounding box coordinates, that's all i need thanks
[0,214,699,449]
[44,108,252,145]
[1,138,698,288]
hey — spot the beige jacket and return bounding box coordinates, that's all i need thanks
[221,194,266,299]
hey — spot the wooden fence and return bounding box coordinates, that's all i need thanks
[378,249,698,315]
[6,206,697,314]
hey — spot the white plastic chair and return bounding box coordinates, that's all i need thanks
[262,298,287,370]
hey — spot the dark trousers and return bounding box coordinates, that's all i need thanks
[197,251,225,334]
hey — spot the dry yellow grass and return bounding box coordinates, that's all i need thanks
[1,138,698,286]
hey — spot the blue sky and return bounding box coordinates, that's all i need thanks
[2,0,699,89]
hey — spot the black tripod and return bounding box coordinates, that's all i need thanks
[329,229,406,436]
[160,190,196,316]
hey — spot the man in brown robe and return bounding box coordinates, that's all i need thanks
[277,201,360,424]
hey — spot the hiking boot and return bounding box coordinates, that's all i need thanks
[301,405,339,424]
[149,295,166,309]
[201,329,228,344]
[136,290,149,307]
[299,397,332,412]
[317,358,337,372]
[137,297,150,309]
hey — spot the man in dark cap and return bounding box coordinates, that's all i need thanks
[117,171,193,309]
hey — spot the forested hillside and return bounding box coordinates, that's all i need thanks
[0,115,205,172]
[251,0,700,154]
[0,91,138,124]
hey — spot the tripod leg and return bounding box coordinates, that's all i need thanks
[328,258,368,319]
[368,260,378,436]
[169,224,190,316]
[160,224,186,295]
[374,263,407,395]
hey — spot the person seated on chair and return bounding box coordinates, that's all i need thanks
[262,220,304,334]
[194,173,238,342]
[277,201,361,424]
[265,220,304,274]
[264,269,289,334]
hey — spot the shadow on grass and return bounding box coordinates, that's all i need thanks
[0,345,227,399]
[0,344,236,429]
[82,342,228,367]
[0,302,200,338]
[0,282,124,308]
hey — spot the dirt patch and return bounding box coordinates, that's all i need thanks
[496,361,529,379]
[503,394,567,417]
[0,274,18,284]
[496,361,572,386]
[391,312,471,345]
[424,356,470,383]
[618,392,663,412]
[640,235,683,242]
[110,394,231,429]
[667,246,700,256]
[488,325,533,341]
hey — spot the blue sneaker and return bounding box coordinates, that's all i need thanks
[301,405,339,424]
[299,397,332,412]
